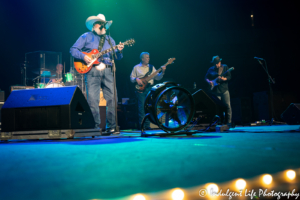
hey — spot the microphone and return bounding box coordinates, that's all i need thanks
[100,24,106,30]
[254,57,264,60]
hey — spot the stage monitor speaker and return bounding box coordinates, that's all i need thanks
[192,89,226,123]
[281,103,300,125]
[1,86,95,132]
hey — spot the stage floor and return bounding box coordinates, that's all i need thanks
[1,125,300,200]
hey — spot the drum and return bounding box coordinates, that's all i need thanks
[35,83,46,88]
[65,73,73,82]
[45,83,64,88]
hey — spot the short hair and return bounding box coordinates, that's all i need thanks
[140,52,150,60]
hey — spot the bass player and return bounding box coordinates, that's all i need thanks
[130,52,166,130]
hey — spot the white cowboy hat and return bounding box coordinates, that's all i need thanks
[85,14,112,31]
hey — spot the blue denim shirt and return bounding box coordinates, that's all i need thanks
[70,31,123,66]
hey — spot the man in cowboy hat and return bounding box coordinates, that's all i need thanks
[70,14,124,134]
[205,55,232,126]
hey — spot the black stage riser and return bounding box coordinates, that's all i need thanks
[1,86,95,132]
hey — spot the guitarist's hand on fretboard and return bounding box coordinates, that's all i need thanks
[161,65,166,73]
[117,42,124,51]
[218,76,227,81]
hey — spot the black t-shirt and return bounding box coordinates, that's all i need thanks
[205,64,231,94]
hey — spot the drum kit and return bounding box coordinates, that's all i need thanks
[31,68,86,96]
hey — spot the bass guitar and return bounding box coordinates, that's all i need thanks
[74,39,135,74]
[135,58,175,92]
[209,67,234,90]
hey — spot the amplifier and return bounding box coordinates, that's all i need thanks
[0,102,4,128]
[0,91,4,102]
[10,86,35,92]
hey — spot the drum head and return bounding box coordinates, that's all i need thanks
[45,83,64,88]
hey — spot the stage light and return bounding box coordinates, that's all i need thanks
[171,188,184,200]
[262,174,273,185]
[206,183,219,196]
[235,179,246,191]
[251,15,253,18]
[132,194,146,200]
[286,170,296,180]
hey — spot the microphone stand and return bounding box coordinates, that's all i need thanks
[107,32,120,134]
[257,59,276,125]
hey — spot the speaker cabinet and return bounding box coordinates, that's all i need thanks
[192,89,226,123]
[10,86,35,92]
[281,103,300,125]
[0,91,4,102]
[231,97,252,124]
[1,86,95,132]
[0,102,4,128]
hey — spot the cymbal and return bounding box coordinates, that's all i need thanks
[31,69,52,74]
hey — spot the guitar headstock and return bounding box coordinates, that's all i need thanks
[166,58,176,65]
[123,39,135,46]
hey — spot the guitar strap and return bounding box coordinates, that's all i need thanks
[218,65,224,76]
[98,35,106,51]
[149,64,153,75]
[145,64,153,76]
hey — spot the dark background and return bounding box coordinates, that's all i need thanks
[0,0,299,122]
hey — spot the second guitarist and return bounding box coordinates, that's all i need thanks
[130,52,167,130]
[205,55,232,126]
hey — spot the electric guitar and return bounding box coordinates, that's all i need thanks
[135,58,175,92]
[74,39,135,74]
[209,67,234,90]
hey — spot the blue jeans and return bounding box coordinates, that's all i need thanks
[213,90,232,123]
[135,87,151,129]
[85,67,117,129]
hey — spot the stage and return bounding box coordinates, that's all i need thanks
[1,125,300,200]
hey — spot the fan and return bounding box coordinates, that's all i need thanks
[142,82,195,136]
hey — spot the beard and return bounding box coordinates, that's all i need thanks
[93,27,106,35]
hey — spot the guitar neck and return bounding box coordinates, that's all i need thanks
[95,46,118,58]
[221,67,231,77]
[144,62,170,82]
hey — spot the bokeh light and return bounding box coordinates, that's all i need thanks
[262,174,273,185]
[235,179,246,190]
[171,188,184,200]
[286,170,296,180]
